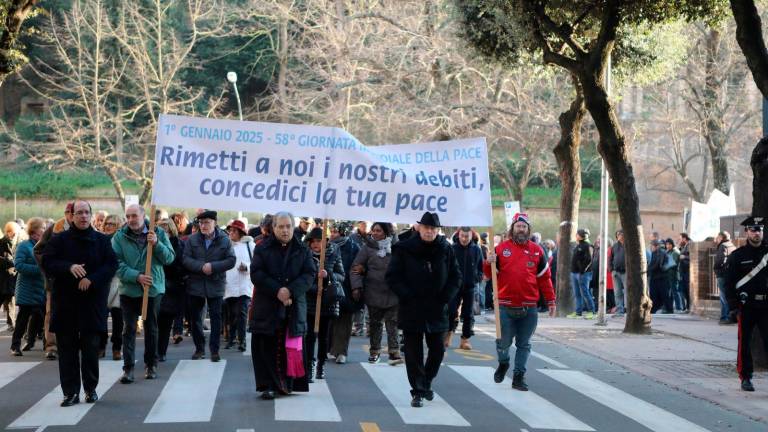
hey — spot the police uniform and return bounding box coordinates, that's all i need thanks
[724,216,768,391]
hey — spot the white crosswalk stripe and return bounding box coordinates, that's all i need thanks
[540,370,711,432]
[7,361,124,430]
[145,359,227,423]
[0,362,39,391]
[0,359,719,431]
[361,362,471,427]
[450,365,594,431]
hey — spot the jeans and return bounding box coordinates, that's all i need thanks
[449,286,475,339]
[611,271,626,313]
[476,282,486,312]
[190,295,223,354]
[496,306,538,374]
[571,272,594,314]
[717,277,729,320]
[225,296,250,344]
[121,295,161,369]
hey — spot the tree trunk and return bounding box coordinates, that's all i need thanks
[702,28,730,194]
[0,0,38,87]
[753,137,768,216]
[103,164,126,209]
[552,82,586,316]
[731,0,768,98]
[580,75,652,334]
[277,16,289,123]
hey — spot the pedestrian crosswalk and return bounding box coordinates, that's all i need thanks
[0,358,714,432]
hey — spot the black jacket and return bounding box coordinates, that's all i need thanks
[182,228,236,298]
[610,241,626,273]
[161,236,186,315]
[330,235,362,313]
[724,241,768,309]
[306,243,345,318]
[452,241,483,289]
[0,237,15,296]
[41,226,118,333]
[571,240,593,274]
[648,248,668,281]
[386,234,461,333]
[249,235,315,336]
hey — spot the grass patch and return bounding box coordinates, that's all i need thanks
[492,186,615,209]
[0,165,141,199]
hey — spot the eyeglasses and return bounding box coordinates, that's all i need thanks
[747,226,764,233]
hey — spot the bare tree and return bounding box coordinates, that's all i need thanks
[0,0,39,87]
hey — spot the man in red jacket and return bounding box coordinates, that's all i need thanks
[486,213,556,391]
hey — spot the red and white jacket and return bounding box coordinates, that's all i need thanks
[483,239,555,308]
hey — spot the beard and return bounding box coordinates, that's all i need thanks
[513,232,529,244]
[748,236,763,247]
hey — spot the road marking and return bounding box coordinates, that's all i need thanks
[145,359,226,423]
[450,366,593,431]
[451,348,495,361]
[360,422,381,432]
[475,328,569,368]
[8,361,124,429]
[361,363,470,427]
[275,379,342,422]
[0,362,39,390]
[235,429,255,432]
[540,370,711,432]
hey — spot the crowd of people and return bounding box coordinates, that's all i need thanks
[3,201,764,406]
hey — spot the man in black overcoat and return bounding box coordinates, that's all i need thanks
[386,212,461,408]
[42,200,118,407]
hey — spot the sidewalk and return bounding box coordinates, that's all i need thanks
[482,312,767,423]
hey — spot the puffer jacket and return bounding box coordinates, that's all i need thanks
[225,236,254,299]
[306,243,345,318]
[331,235,362,313]
[14,239,45,306]
[351,236,398,309]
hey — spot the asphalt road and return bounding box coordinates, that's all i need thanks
[0,316,765,432]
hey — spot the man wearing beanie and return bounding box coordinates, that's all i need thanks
[485,212,555,391]
[182,210,236,362]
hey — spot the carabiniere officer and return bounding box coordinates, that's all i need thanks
[724,215,768,392]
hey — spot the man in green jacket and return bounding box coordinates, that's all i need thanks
[112,204,175,383]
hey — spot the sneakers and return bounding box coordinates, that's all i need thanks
[85,390,98,403]
[494,363,510,383]
[10,348,22,356]
[459,337,472,350]
[612,312,625,318]
[566,312,582,318]
[22,342,34,351]
[388,353,404,365]
[145,365,158,379]
[583,312,596,319]
[741,379,756,392]
[512,372,529,391]
[335,354,347,364]
[410,395,423,408]
[368,353,380,363]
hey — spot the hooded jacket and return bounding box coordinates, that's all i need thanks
[352,236,398,309]
[385,234,461,333]
[225,236,254,299]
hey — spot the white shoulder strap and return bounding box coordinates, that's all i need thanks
[735,252,768,290]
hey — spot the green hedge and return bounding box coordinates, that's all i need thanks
[0,167,136,199]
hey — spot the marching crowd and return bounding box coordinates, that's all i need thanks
[1,200,766,408]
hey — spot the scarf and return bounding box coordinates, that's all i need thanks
[376,237,392,258]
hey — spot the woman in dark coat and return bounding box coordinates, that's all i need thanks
[249,212,315,400]
[10,218,46,355]
[328,221,361,364]
[304,227,345,381]
[157,219,186,361]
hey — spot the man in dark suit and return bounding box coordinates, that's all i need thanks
[42,200,118,407]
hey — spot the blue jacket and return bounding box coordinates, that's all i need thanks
[14,239,45,306]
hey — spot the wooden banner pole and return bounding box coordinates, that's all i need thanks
[141,205,157,321]
[314,219,329,334]
[488,228,501,339]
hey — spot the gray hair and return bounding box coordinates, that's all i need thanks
[126,204,145,215]
[272,211,295,228]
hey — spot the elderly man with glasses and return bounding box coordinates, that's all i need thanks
[724,215,768,392]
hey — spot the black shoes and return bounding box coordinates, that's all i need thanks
[10,348,22,356]
[191,350,205,360]
[45,351,57,360]
[742,379,756,392]
[173,335,183,344]
[224,341,235,350]
[85,391,98,403]
[494,363,510,383]
[368,353,380,363]
[120,368,135,384]
[21,342,34,351]
[315,364,325,380]
[211,352,221,362]
[60,394,80,407]
[260,390,276,400]
[512,372,529,391]
[410,395,423,407]
[238,342,247,352]
[424,391,434,401]
[145,365,158,380]
[158,355,166,362]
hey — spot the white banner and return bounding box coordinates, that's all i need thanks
[504,201,520,228]
[152,114,492,226]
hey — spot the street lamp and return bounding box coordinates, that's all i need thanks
[227,71,243,121]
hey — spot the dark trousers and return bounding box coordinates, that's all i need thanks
[305,314,331,368]
[679,271,690,310]
[368,305,398,355]
[449,287,475,339]
[402,330,445,397]
[190,295,223,354]
[226,296,249,344]
[251,332,280,392]
[158,310,176,357]
[99,307,123,353]
[121,295,161,370]
[56,331,100,396]
[649,277,668,313]
[330,311,354,357]
[11,305,43,350]
[737,306,768,380]
[484,280,494,309]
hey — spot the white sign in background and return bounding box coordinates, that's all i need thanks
[504,201,521,228]
[152,114,492,226]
